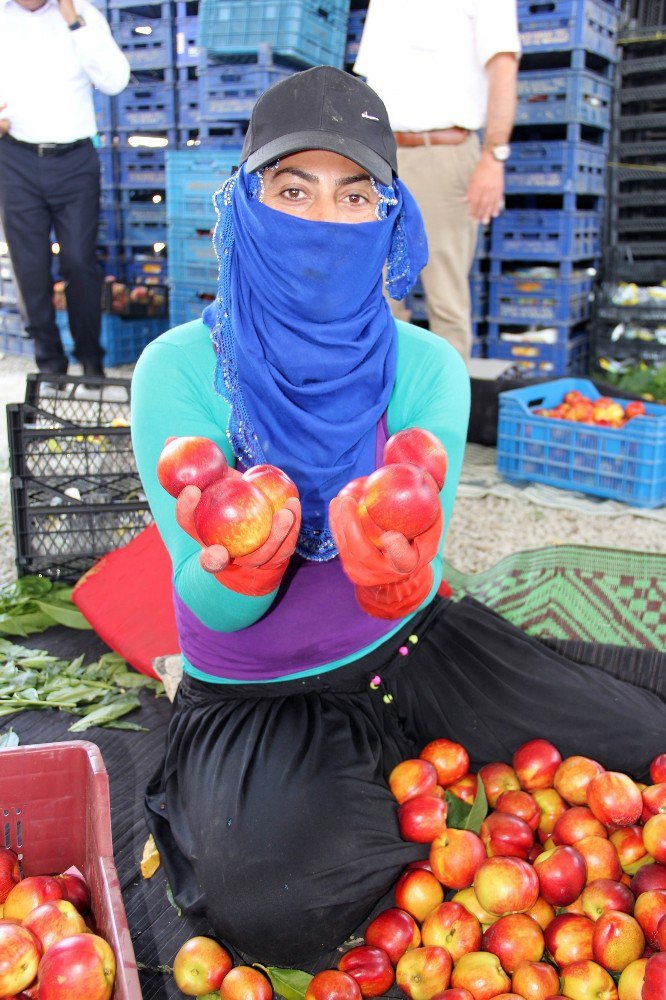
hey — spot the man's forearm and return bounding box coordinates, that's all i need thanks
[483,52,519,148]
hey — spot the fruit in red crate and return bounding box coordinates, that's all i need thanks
[480,811,534,859]
[399,794,448,843]
[430,830,487,890]
[305,970,362,1000]
[220,965,273,1000]
[592,911,645,974]
[559,959,619,1000]
[650,755,666,786]
[242,464,299,514]
[494,790,541,831]
[576,836,622,884]
[587,773,643,828]
[419,740,470,788]
[364,908,420,965]
[0,922,41,997]
[616,958,648,1000]
[23,899,87,952]
[581,879,635,921]
[641,784,666,824]
[338,945,395,998]
[396,946,453,1000]
[552,806,608,846]
[447,774,478,805]
[630,863,666,897]
[358,464,440,544]
[478,763,521,808]
[389,759,439,804]
[194,477,273,558]
[624,401,646,420]
[642,814,666,865]
[610,827,649,870]
[473,857,540,917]
[544,913,595,966]
[531,788,567,843]
[533,845,587,906]
[481,913,545,974]
[172,935,233,996]
[157,436,228,498]
[3,876,63,922]
[0,847,21,904]
[420,901,482,963]
[37,932,115,1000]
[633,890,666,949]
[554,756,606,807]
[383,428,448,492]
[511,960,560,1000]
[395,867,445,923]
[642,952,666,1000]
[450,951,510,999]
[54,872,90,914]
[512,740,562,792]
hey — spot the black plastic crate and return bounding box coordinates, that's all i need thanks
[23,373,131,429]
[7,399,152,582]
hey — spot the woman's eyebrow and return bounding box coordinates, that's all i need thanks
[267,167,372,187]
[336,173,372,187]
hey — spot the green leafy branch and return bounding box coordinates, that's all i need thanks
[0,576,92,637]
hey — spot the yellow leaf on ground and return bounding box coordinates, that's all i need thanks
[141,834,161,878]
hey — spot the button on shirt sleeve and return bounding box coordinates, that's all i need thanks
[71,0,130,96]
[473,0,521,67]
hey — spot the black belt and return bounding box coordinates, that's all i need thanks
[2,134,92,157]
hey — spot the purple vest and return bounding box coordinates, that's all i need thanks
[174,417,400,681]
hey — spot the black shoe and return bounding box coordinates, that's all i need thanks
[81,362,106,390]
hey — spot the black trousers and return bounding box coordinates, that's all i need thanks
[0,136,103,371]
[145,596,666,968]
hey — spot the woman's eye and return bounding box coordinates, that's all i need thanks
[345,192,371,206]
[281,188,306,201]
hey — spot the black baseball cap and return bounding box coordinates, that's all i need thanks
[241,66,397,186]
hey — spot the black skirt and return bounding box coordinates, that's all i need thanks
[145,596,665,967]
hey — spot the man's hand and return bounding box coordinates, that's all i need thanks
[56,0,81,25]
[465,152,505,225]
[0,104,10,135]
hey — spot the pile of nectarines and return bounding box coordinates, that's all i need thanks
[534,391,647,429]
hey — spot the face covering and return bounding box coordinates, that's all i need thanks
[202,162,428,560]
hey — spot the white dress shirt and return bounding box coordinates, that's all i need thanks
[354,0,521,132]
[0,0,130,143]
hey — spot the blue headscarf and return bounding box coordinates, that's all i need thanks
[202,162,428,560]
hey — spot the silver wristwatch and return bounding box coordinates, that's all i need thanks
[486,144,512,163]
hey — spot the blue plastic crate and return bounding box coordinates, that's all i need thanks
[497,377,666,507]
[199,61,296,121]
[125,253,169,282]
[488,272,594,325]
[168,223,217,284]
[93,92,113,132]
[488,329,589,376]
[345,7,366,64]
[198,0,351,68]
[97,149,116,190]
[516,70,612,128]
[98,207,122,244]
[491,210,601,260]
[505,141,607,195]
[118,148,166,188]
[175,15,200,67]
[56,311,166,365]
[0,261,19,308]
[112,12,173,70]
[169,281,217,326]
[122,198,168,244]
[406,275,487,323]
[0,310,33,356]
[116,83,176,130]
[166,148,242,225]
[177,79,201,128]
[518,0,619,61]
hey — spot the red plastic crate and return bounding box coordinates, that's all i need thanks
[0,741,141,1000]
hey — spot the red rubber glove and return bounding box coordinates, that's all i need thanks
[328,493,443,619]
[176,472,301,597]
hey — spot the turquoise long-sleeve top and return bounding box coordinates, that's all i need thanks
[130,317,470,682]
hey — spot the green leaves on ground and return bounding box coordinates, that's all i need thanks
[0,640,163,731]
[0,727,19,747]
[260,967,313,1000]
[445,779,488,834]
[0,576,91,636]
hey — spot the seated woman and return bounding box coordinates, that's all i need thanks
[130,66,665,968]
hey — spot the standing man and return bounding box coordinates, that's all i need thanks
[0,0,130,380]
[355,0,520,360]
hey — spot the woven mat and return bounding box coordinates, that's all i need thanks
[459,444,666,522]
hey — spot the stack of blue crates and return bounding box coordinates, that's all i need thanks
[486,0,622,377]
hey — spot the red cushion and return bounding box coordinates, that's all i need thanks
[72,524,179,679]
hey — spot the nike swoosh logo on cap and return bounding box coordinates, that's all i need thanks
[361,111,380,121]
